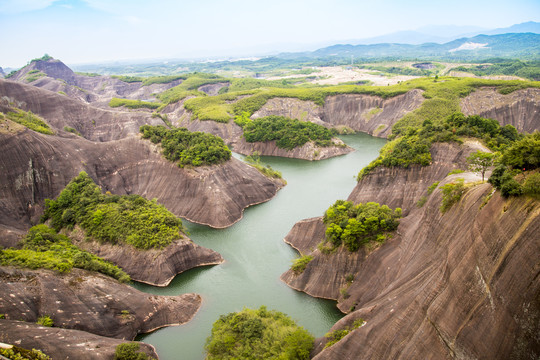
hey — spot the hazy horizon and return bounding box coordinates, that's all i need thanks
[1,0,539,68]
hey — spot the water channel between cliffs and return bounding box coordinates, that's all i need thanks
[133,133,386,360]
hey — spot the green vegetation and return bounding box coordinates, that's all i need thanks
[467,150,495,182]
[488,132,540,197]
[109,98,163,110]
[427,181,440,195]
[358,112,521,180]
[324,319,365,349]
[244,152,283,180]
[140,125,231,167]
[63,126,81,136]
[26,70,46,82]
[205,306,314,360]
[0,346,51,360]
[447,169,465,175]
[112,74,185,86]
[157,73,227,104]
[4,109,53,135]
[114,343,156,360]
[453,60,540,81]
[0,224,130,282]
[30,54,53,63]
[291,255,313,274]
[235,114,337,150]
[75,72,101,77]
[42,172,185,250]
[440,178,466,213]
[36,315,53,327]
[322,200,401,252]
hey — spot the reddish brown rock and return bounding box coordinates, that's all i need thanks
[0,320,158,360]
[0,266,201,340]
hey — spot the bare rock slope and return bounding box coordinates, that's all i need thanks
[0,320,158,360]
[0,266,201,340]
[461,87,540,134]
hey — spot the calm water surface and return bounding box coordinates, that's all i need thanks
[133,133,385,359]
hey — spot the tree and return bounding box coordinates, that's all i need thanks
[467,150,495,182]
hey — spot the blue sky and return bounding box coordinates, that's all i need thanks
[1,0,539,68]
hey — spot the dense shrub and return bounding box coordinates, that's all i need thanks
[324,319,365,349]
[42,172,185,250]
[0,224,130,282]
[322,200,401,252]
[140,125,231,167]
[236,114,336,150]
[205,306,314,360]
[114,343,155,360]
[36,315,53,327]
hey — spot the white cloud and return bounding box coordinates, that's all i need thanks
[0,0,59,14]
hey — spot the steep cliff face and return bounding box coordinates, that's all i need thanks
[309,182,539,359]
[281,164,539,359]
[321,90,425,137]
[251,90,425,138]
[0,266,202,340]
[348,141,489,215]
[461,87,540,134]
[0,130,283,239]
[0,320,158,360]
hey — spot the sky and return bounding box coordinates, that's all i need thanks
[0,0,539,68]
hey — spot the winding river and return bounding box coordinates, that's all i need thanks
[133,133,386,359]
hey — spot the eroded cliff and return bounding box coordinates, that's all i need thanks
[0,266,202,340]
[252,90,425,138]
[0,129,283,238]
[461,87,540,134]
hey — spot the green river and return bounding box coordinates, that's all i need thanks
[133,133,386,359]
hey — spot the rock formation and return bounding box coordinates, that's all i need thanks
[69,229,223,287]
[252,90,426,138]
[0,129,283,241]
[461,87,540,134]
[0,320,158,360]
[0,266,201,340]
[281,139,540,358]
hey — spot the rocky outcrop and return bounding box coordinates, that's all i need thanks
[0,130,283,240]
[9,58,181,105]
[251,90,425,138]
[70,229,223,287]
[0,79,163,141]
[348,141,489,215]
[309,180,539,359]
[0,266,202,340]
[461,87,540,134]
[0,320,158,360]
[321,90,425,137]
[198,82,229,96]
[233,138,353,160]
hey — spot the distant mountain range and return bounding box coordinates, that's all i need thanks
[277,32,540,61]
[340,21,540,46]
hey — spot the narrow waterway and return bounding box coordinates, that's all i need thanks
[133,133,386,359]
